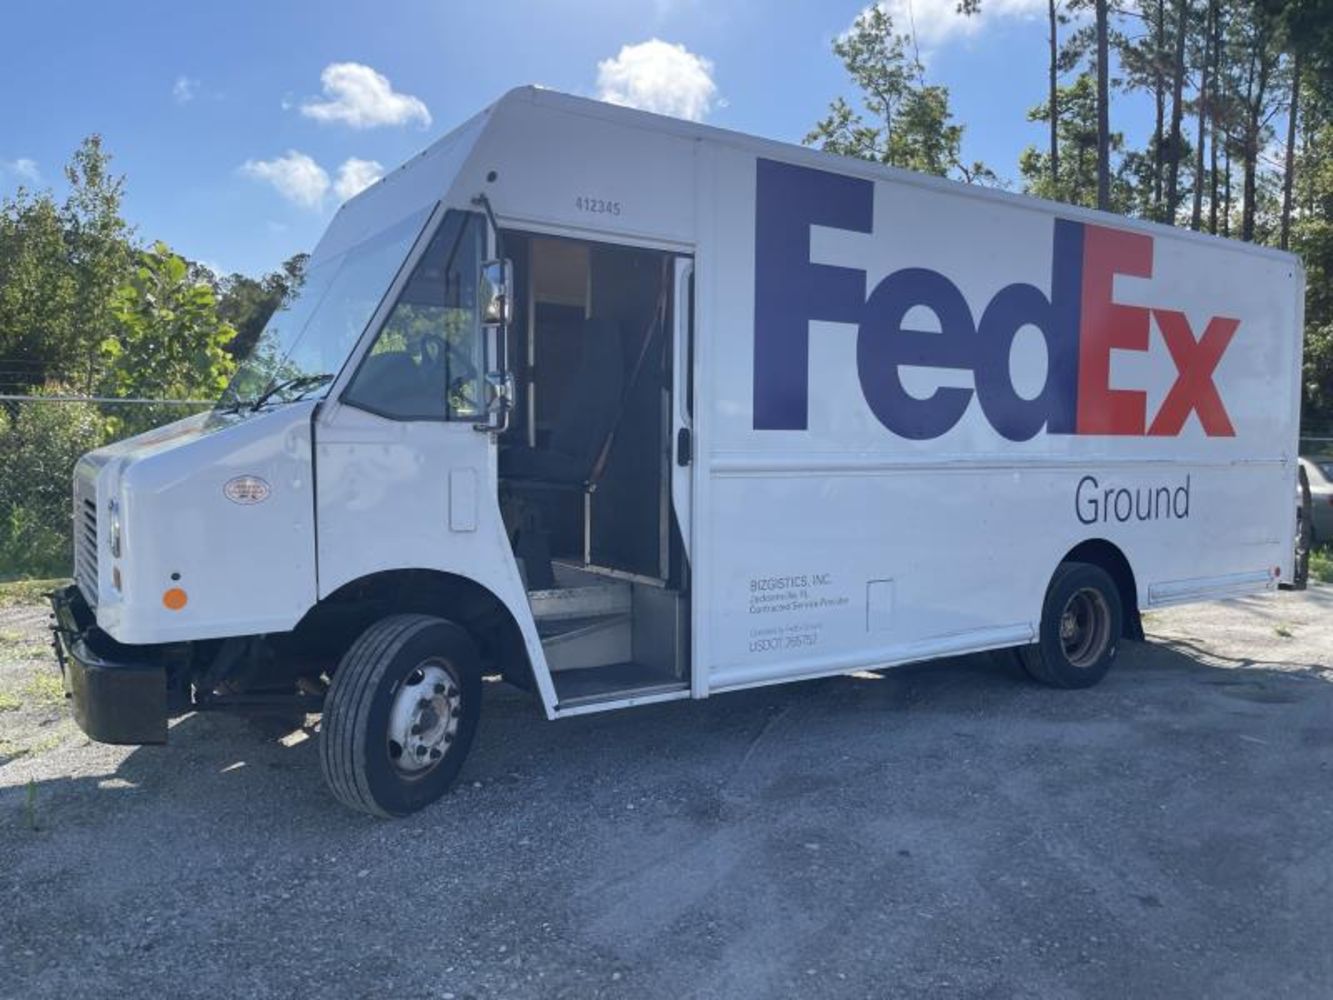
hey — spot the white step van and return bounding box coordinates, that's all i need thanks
[50,88,1306,816]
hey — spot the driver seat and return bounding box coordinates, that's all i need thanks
[500,316,624,487]
[500,316,624,590]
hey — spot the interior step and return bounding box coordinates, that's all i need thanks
[528,580,630,624]
[552,661,687,709]
[540,612,631,671]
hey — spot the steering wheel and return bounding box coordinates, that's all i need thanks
[418,335,477,379]
[419,334,480,406]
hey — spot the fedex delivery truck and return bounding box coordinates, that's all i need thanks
[50,88,1306,817]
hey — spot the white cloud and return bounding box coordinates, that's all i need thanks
[1,157,40,184]
[334,157,385,200]
[240,151,330,209]
[596,39,718,122]
[874,0,1045,48]
[299,62,431,129]
[173,75,198,105]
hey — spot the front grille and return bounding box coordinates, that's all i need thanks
[73,481,98,608]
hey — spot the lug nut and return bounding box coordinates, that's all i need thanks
[429,748,442,760]
[410,724,422,736]
[415,746,427,757]
[434,683,446,694]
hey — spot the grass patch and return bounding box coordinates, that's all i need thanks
[1274,624,1294,638]
[0,731,66,762]
[0,579,66,608]
[22,671,66,708]
[0,691,20,711]
[1311,545,1333,585]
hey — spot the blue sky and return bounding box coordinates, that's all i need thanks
[0,0,1153,278]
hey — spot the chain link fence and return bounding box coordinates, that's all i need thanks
[0,394,211,580]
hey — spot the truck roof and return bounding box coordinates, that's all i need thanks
[326,84,1300,273]
[509,87,1299,268]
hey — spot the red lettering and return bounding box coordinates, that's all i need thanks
[1147,310,1238,437]
[1076,225,1153,435]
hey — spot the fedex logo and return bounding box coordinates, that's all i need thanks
[752,158,1239,441]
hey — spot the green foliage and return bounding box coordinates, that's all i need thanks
[104,242,237,404]
[0,136,132,396]
[1292,117,1333,425]
[1020,73,1131,209]
[0,394,105,579]
[805,6,990,182]
[0,137,242,578]
[0,191,78,389]
[1310,545,1333,584]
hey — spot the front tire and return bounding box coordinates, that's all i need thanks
[1019,562,1123,689]
[320,614,482,818]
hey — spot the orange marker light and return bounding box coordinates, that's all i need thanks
[162,587,188,611]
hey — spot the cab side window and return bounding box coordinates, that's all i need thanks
[344,211,486,420]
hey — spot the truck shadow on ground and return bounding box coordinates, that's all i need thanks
[5,634,1330,834]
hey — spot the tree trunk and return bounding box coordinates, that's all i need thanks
[1280,48,1301,250]
[1049,0,1060,189]
[1222,135,1232,236]
[1241,25,1270,243]
[1096,0,1111,211]
[1209,2,1224,234]
[1191,0,1213,230]
[1165,0,1189,221]
[1153,0,1166,217]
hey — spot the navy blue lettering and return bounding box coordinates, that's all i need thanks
[753,159,872,430]
[857,268,976,440]
[973,219,1083,441]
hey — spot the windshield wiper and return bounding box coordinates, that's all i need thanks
[250,373,335,411]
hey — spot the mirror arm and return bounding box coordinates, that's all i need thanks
[471,193,503,259]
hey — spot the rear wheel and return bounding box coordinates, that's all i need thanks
[1019,562,1123,689]
[320,614,482,817]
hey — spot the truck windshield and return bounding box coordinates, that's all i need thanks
[218,206,433,410]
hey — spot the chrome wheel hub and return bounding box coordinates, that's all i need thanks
[387,661,462,777]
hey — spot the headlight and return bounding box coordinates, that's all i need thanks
[107,498,122,558]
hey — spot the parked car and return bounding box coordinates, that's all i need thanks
[1300,457,1333,544]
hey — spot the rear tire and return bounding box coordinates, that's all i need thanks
[1019,562,1123,689]
[320,614,482,818]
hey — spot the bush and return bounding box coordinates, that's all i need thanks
[1311,545,1333,585]
[0,396,105,580]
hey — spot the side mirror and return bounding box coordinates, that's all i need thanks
[479,259,513,326]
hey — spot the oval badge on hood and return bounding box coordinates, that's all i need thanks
[224,476,271,505]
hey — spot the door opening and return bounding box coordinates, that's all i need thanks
[497,230,691,709]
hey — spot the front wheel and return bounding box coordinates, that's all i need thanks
[1018,562,1123,689]
[320,614,482,817]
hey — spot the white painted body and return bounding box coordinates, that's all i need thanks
[73,88,1304,720]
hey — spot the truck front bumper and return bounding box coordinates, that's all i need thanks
[49,585,168,745]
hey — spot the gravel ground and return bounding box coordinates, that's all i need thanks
[1,587,1331,999]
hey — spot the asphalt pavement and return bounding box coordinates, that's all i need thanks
[1,587,1331,999]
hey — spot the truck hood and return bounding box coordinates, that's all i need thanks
[76,409,229,482]
[78,401,321,643]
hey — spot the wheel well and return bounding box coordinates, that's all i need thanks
[1059,539,1144,641]
[289,570,534,689]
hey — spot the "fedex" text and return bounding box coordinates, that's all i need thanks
[752,158,1239,441]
